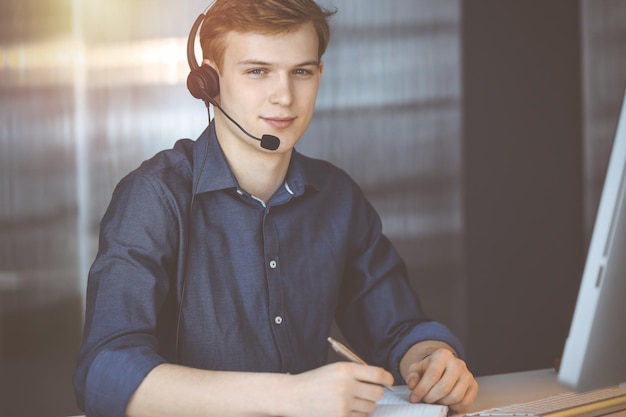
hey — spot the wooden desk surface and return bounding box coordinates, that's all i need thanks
[462,368,626,417]
[464,368,566,414]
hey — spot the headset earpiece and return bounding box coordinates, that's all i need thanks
[187,65,219,104]
[186,10,219,104]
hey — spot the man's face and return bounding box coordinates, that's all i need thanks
[213,22,323,152]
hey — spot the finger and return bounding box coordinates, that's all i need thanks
[406,370,421,390]
[348,412,370,417]
[420,374,456,404]
[409,361,446,403]
[405,357,431,393]
[354,380,386,404]
[431,370,471,405]
[423,363,478,412]
[350,397,379,415]
[447,377,479,413]
[351,364,394,390]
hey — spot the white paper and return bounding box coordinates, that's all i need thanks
[372,386,448,417]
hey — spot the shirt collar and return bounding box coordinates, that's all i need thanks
[192,122,323,197]
[192,123,239,195]
[288,152,325,194]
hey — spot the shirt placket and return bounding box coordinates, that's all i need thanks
[262,205,293,373]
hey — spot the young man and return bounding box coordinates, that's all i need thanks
[73,1,478,416]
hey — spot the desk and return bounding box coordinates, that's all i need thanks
[68,369,625,417]
[462,368,626,416]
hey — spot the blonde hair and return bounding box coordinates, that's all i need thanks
[200,0,336,71]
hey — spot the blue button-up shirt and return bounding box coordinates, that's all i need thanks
[73,124,464,417]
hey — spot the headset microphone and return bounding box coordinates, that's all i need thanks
[186,10,281,151]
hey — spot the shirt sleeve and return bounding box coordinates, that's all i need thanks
[387,321,465,380]
[73,171,182,417]
[334,182,465,383]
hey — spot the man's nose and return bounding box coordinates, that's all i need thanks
[269,74,294,106]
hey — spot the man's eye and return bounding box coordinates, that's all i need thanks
[294,68,313,76]
[247,68,267,76]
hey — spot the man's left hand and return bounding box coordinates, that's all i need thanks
[401,344,478,413]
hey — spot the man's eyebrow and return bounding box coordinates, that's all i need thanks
[295,60,321,67]
[237,59,320,67]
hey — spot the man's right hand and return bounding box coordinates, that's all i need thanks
[284,362,394,417]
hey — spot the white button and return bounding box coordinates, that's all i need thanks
[274,316,283,325]
[269,260,277,269]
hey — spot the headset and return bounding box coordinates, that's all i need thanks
[185,3,281,151]
[186,4,220,106]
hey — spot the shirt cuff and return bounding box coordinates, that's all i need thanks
[85,346,166,417]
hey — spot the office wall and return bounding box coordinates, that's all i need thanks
[0,1,464,415]
[462,0,584,375]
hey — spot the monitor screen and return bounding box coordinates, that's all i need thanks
[558,89,626,392]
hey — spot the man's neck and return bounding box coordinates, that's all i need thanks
[217,132,291,204]
[234,158,289,203]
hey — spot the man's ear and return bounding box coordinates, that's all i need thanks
[319,60,324,77]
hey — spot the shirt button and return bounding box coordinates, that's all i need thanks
[269,259,277,269]
[274,316,283,325]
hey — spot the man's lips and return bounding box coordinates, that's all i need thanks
[262,117,296,129]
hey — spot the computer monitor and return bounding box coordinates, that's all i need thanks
[558,89,626,392]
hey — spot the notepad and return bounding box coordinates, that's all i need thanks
[372,386,449,417]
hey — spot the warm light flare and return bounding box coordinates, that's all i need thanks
[1,37,189,87]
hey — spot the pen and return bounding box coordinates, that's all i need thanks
[327,336,395,392]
